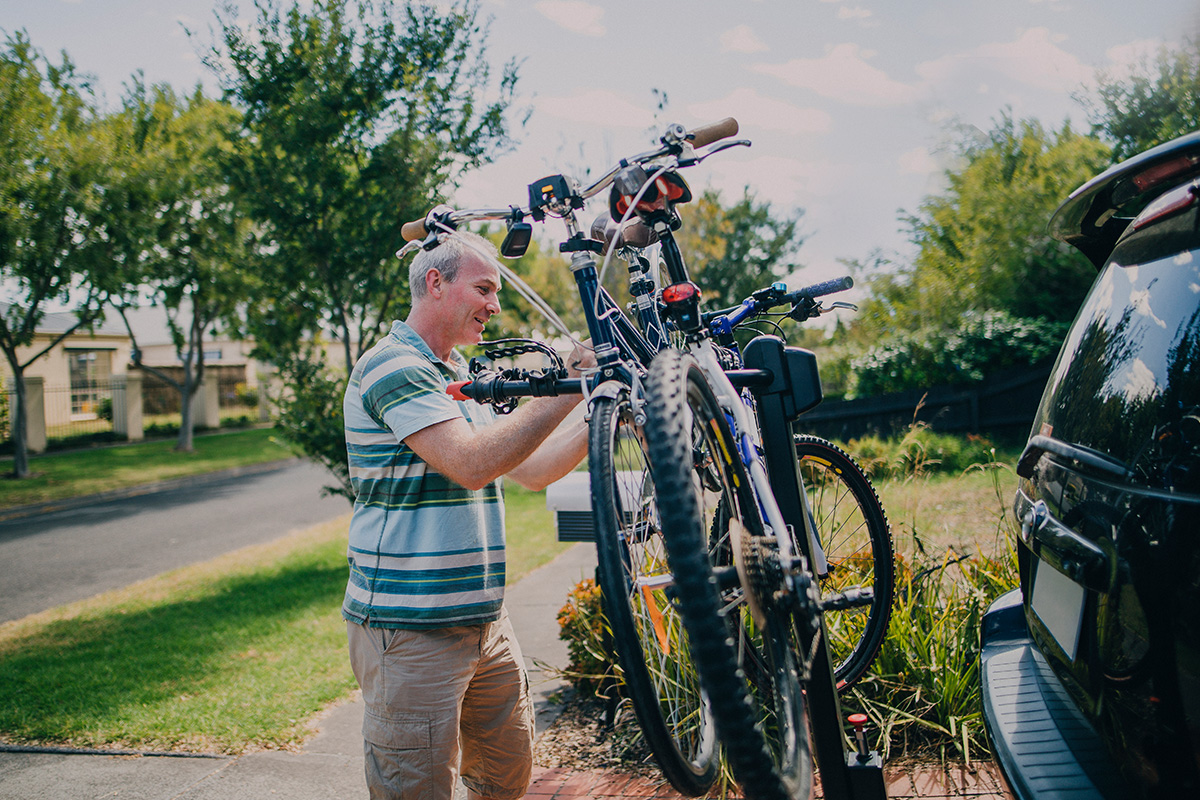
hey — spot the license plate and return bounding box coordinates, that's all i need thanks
[1031,559,1086,662]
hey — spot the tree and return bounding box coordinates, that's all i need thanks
[1080,37,1200,161]
[107,81,252,452]
[0,34,124,477]
[201,0,523,498]
[854,114,1110,341]
[673,187,806,311]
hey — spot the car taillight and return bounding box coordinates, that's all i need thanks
[1131,182,1200,231]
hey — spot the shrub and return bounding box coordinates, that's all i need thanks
[555,578,613,696]
[848,310,1067,397]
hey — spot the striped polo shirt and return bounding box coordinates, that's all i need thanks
[341,320,505,629]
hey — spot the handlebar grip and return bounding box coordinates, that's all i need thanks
[688,117,739,148]
[402,216,429,242]
[447,381,472,401]
[795,276,854,299]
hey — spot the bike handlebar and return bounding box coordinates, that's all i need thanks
[790,276,853,302]
[400,117,742,242]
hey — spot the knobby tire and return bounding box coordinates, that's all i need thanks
[590,393,718,796]
[643,350,812,800]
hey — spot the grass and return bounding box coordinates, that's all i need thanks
[0,427,294,509]
[0,479,572,752]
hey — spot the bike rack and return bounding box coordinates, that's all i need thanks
[744,335,888,800]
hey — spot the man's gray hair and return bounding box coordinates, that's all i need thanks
[409,230,500,300]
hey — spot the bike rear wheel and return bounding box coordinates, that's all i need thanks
[795,435,894,690]
[590,392,718,796]
[643,350,812,800]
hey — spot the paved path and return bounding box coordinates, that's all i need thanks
[0,459,350,623]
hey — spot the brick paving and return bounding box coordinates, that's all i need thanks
[522,762,1012,799]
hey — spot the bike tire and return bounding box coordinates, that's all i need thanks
[643,349,812,800]
[794,435,894,690]
[589,392,718,796]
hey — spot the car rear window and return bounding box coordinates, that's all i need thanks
[1034,240,1200,489]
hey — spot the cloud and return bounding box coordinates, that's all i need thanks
[704,154,844,207]
[752,43,923,107]
[534,0,606,37]
[535,89,655,128]
[916,27,1093,94]
[897,147,938,176]
[720,24,769,54]
[688,88,831,135]
[837,7,873,21]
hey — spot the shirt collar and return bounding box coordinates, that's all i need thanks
[389,320,466,369]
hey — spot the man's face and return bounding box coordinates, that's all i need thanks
[440,253,502,347]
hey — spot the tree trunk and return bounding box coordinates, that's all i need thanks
[178,366,195,452]
[9,365,29,479]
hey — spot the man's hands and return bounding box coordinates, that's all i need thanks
[566,340,596,377]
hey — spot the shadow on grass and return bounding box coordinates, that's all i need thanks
[0,552,352,748]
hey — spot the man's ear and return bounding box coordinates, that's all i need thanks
[425,268,443,298]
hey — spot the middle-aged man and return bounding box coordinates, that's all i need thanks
[341,229,591,800]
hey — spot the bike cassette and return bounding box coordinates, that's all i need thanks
[729,519,780,629]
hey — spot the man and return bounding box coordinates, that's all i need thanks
[342,230,590,800]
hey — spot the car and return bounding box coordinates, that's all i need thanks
[980,130,1200,799]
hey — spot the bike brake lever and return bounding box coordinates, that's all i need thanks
[684,139,752,166]
[828,301,858,312]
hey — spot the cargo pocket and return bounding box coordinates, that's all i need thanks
[362,709,435,797]
[362,708,431,750]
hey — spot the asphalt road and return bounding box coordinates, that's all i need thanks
[0,460,352,623]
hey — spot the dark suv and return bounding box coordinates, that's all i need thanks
[980,131,1200,799]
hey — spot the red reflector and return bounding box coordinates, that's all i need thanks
[1132,155,1200,193]
[663,282,700,304]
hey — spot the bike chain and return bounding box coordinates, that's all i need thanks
[465,339,568,415]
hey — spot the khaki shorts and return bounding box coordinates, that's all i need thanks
[346,609,535,800]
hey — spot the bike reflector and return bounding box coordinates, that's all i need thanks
[662,281,701,304]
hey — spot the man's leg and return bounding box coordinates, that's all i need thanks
[347,621,479,800]
[459,608,536,800]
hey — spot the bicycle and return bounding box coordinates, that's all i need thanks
[398,119,890,800]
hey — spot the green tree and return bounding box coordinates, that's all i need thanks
[1080,37,1200,161]
[855,114,1110,340]
[673,187,805,310]
[0,34,124,477]
[107,81,252,452]
[201,0,522,498]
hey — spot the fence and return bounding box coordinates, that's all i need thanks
[798,362,1054,444]
[2,369,269,454]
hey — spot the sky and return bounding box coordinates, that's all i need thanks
[4,0,1200,297]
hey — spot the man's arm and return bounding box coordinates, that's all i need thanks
[404,393,581,491]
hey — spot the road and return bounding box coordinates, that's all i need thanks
[0,460,352,623]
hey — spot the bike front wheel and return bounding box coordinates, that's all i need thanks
[795,435,894,690]
[589,391,718,796]
[643,350,812,800]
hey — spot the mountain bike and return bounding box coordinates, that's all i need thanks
[398,119,890,800]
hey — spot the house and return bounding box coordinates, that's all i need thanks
[0,306,134,429]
